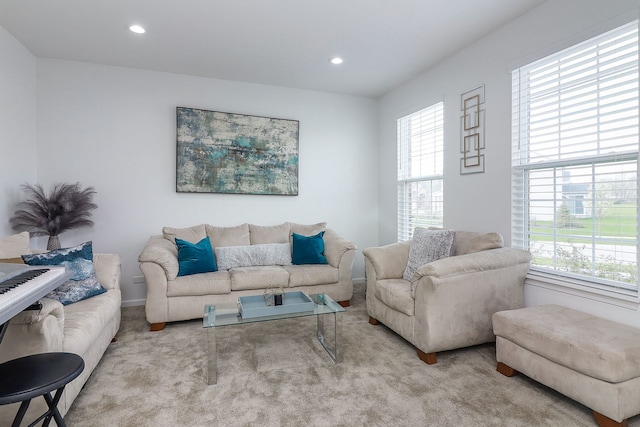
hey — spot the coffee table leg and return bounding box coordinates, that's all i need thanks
[317,311,343,363]
[207,327,217,385]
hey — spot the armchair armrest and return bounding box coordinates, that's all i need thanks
[411,247,532,353]
[363,241,411,280]
[323,228,357,268]
[138,235,179,280]
[415,247,533,280]
[0,298,64,362]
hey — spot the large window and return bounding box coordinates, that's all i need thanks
[397,102,444,241]
[512,21,639,296]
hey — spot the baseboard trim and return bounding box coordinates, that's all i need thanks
[121,298,145,307]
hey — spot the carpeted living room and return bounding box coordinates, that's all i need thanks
[2,1,640,426]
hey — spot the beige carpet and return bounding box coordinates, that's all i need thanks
[64,285,639,426]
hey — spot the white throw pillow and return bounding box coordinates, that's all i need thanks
[403,228,455,281]
[214,243,292,270]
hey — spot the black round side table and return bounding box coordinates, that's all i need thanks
[0,352,84,427]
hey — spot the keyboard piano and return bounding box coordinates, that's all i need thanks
[0,264,73,326]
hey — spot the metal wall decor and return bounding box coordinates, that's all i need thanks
[176,107,299,195]
[460,85,485,175]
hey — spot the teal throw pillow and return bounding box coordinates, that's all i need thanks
[292,231,328,265]
[176,236,217,276]
[22,241,106,305]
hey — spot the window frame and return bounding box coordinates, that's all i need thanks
[397,102,444,242]
[511,20,640,301]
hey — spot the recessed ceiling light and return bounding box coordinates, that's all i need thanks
[329,57,343,65]
[129,25,146,34]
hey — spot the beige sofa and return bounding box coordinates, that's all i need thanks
[363,230,532,364]
[0,232,121,424]
[139,222,356,331]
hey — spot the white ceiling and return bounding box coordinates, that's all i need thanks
[0,0,545,97]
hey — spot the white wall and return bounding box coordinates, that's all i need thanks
[377,0,640,326]
[0,26,37,236]
[35,59,378,304]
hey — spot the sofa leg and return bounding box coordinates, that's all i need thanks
[368,316,380,325]
[593,411,628,427]
[149,322,166,332]
[338,300,350,308]
[417,349,437,365]
[496,362,518,377]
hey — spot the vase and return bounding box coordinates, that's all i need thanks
[47,235,61,250]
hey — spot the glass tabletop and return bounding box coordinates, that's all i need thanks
[203,293,344,328]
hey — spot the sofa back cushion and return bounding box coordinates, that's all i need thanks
[0,232,30,258]
[206,223,250,247]
[162,224,207,244]
[287,222,326,246]
[454,231,503,256]
[249,223,290,244]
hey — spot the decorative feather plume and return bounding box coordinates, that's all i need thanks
[10,183,97,236]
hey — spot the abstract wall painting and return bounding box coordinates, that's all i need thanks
[176,107,299,195]
[460,85,485,175]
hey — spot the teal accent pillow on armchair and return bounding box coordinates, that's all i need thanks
[176,236,217,276]
[292,231,328,265]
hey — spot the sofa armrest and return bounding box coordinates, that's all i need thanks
[0,298,64,362]
[323,228,357,268]
[94,253,121,291]
[363,241,411,280]
[138,235,179,280]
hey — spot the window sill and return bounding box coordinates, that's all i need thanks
[525,271,639,310]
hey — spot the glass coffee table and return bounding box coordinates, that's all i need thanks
[203,293,345,385]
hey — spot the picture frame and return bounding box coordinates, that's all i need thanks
[176,107,299,195]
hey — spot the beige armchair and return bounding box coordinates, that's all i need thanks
[363,231,532,364]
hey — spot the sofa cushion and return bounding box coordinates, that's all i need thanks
[249,223,290,244]
[229,266,289,291]
[0,232,30,258]
[454,231,503,256]
[403,228,454,281]
[22,241,106,305]
[162,224,207,244]
[206,223,250,247]
[176,237,217,276]
[214,243,291,270]
[283,264,339,287]
[373,279,415,316]
[292,232,328,265]
[168,270,231,297]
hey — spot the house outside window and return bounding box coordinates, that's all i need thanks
[397,102,444,241]
[511,21,639,297]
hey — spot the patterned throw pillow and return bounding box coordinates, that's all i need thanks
[214,243,292,270]
[22,241,106,305]
[403,228,455,281]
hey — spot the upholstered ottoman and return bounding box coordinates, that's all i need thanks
[493,305,640,427]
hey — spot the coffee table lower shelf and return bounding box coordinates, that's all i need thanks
[203,293,344,385]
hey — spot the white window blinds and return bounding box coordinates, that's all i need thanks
[512,20,639,293]
[397,102,444,241]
